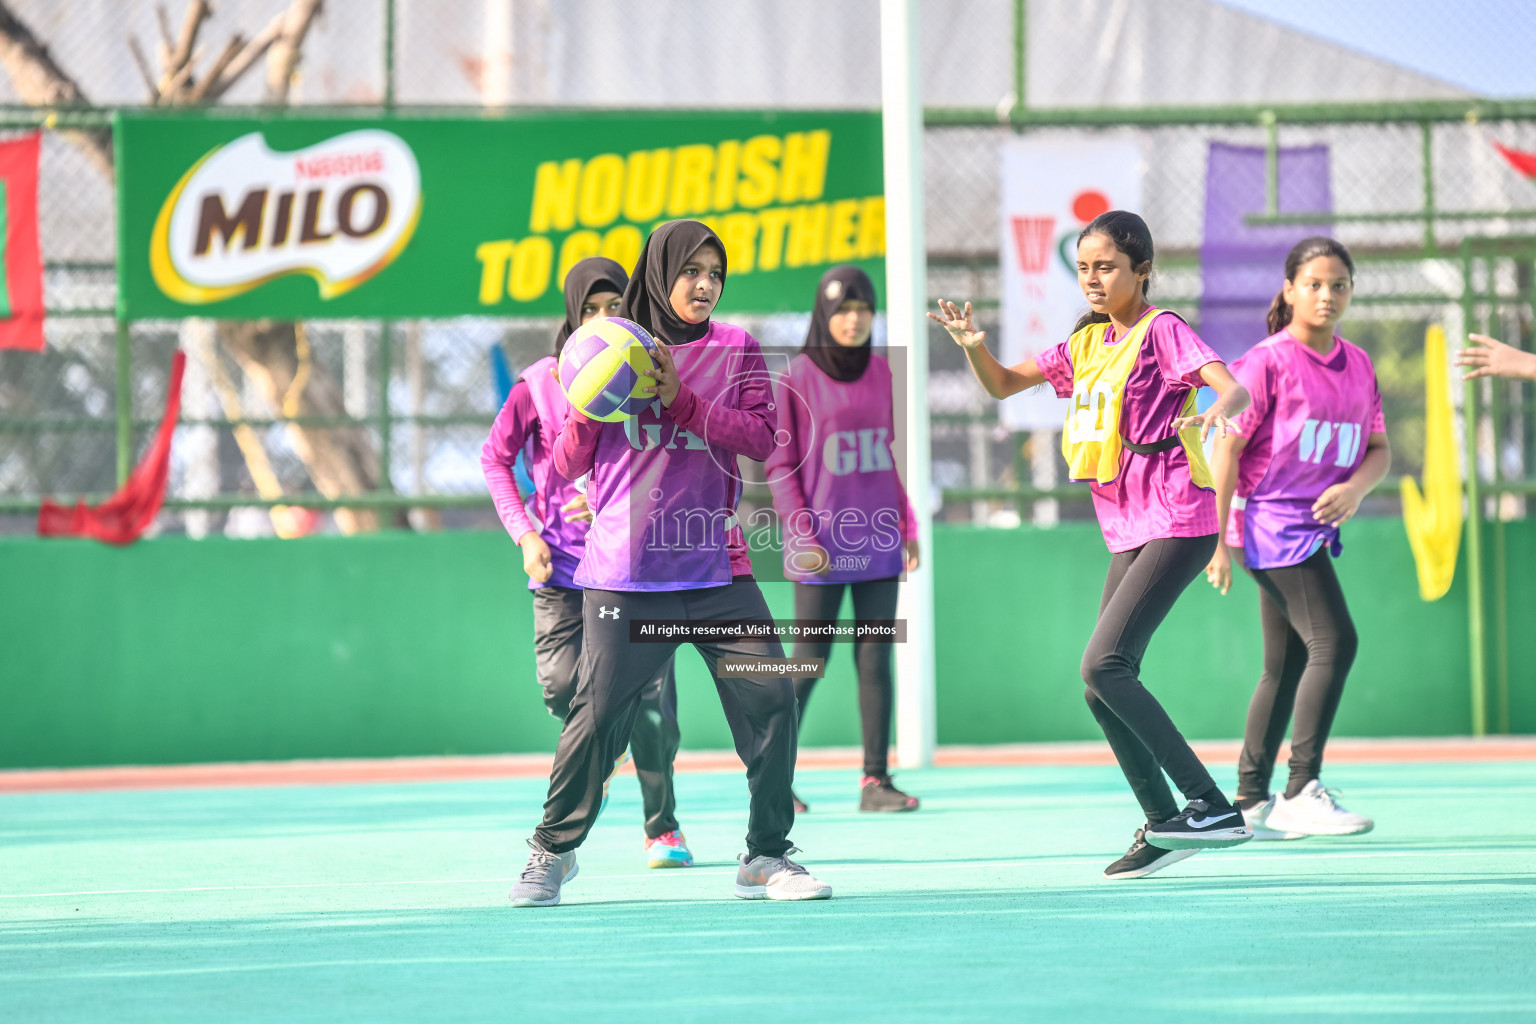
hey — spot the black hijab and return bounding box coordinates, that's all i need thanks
[618,220,727,346]
[802,265,877,382]
[555,256,629,355]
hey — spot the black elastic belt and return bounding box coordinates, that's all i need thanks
[1120,434,1182,455]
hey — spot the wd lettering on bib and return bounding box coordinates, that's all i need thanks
[1225,329,1385,569]
[1060,308,1213,488]
[1299,419,1365,467]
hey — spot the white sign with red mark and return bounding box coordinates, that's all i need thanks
[997,135,1144,430]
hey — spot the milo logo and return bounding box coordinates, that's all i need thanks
[149,129,421,304]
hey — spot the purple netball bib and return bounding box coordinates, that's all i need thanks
[1227,331,1385,569]
[575,322,767,591]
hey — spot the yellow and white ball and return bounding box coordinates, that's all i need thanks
[558,317,660,422]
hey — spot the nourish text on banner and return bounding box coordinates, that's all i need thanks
[116,110,886,320]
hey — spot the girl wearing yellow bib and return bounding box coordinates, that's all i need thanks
[930,211,1254,879]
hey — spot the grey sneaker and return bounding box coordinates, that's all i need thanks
[733,848,832,901]
[509,845,579,907]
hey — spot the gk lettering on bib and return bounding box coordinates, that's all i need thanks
[823,428,894,476]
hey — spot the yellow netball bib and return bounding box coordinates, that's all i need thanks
[1060,308,1214,487]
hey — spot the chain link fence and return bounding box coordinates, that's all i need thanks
[5,0,1536,536]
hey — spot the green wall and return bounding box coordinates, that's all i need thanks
[0,520,1524,769]
[933,519,1479,743]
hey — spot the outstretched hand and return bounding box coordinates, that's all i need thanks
[1172,408,1237,443]
[926,300,988,349]
[1455,333,1536,382]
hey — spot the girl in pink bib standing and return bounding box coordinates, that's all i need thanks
[766,266,921,813]
[1206,237,1390,839]
[481,257,692,870]
[508,222,831,907]
[931,211,1254,879]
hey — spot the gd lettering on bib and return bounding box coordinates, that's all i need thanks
[1060,308,1214,487]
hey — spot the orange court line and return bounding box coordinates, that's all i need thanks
[0,736,1532,795]
[932,736,1536,767]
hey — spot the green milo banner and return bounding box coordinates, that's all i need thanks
[115,110,886,320]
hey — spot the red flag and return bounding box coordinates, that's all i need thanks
[0,133,43,351]
[1493,140,1536,181]
[39,351,186,545]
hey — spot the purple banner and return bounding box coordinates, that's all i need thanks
[1199,142,1332,363]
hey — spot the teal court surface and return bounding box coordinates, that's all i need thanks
[2,754,1534,1022]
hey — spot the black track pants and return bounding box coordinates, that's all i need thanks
[530,585,681,838]
[1082,535,1222,824]
[532,580,797,859]
[789,578,900,778]
[1237,547,1358,803]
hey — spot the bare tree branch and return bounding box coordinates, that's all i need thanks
[0,0,397,532]
[217,319,397,534]
[189,34,243,104]
[204,11,283,101]
[168,0,208,73]
[0,1,113,179]
[153,4,175,73]
[162,42,204,100]
[265,0,324,103]
[127,35,160,102]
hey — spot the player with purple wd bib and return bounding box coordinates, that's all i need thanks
[766,266,921,814]
[482,257,692,871]
[1207,237,1390,840]
[509,221,831,907]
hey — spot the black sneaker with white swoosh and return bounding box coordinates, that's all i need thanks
[1142,799,1253,850]
[1103,825,1200,879]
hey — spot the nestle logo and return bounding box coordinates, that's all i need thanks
[295,150,386,181]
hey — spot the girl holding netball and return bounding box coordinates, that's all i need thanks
[766,265,921,814]
[1206,237,1388,839]
[509,221,831,907]
[930,210,1253,879]
[481,256,692,869]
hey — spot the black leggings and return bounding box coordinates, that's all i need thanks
[1237,547,1358,803]
[533,580,797,860]
[530,585,681,838]
[790,578,900,778]
[1082,535,1222,824]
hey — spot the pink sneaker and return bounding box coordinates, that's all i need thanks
[645,830,694,868]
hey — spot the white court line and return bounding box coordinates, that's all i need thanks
[0,878,523,899]
[2,847,1529,900]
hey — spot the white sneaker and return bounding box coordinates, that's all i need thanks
[1242,796,1306,841]
[733,848,832,901]
[1264,780,1374,836]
